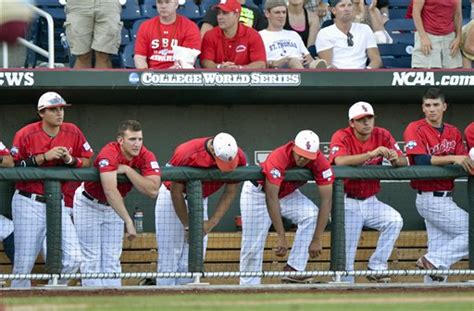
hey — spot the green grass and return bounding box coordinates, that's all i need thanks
[1,292,473,311]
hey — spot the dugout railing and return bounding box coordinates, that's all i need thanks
[0,165,472,284]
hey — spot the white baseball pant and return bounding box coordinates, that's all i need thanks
[41,206,82,285]
[155,184,208,286]
[343,195,403,283]
[416,192,468,272]
[11,191,82,288]
[74,185,124,287]
[239,181,318,285]
[0,215,13,240]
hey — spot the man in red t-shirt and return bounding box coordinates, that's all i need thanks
[134,0,201,69]
[74,120,161,287]
[10,92,94,288]
[240,130,334,285]
[0,142,14,268]
[329,101,406,283]
[404,88,473,282]
[155,133,246,285]
[200,0,266,69]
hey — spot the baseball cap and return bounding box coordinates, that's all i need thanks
[213,132,239,172]
[37,92,71,111]
[348,101,374,120]
[293,130,320,160]
[213,0,241,13]
[264,0,287,11]
[329,0,343,7]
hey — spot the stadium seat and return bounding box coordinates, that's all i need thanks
[382,56,411,69]
[201,0,218,11]
[177,0,203,21]
[121,27,131,47]
[141,2,158,18]
[388,8,407,19]
[379,43,413,69]
[35,0,65,20]
[120,43,136,68]
[384,19,415,33]
[121,0,142,22]
[131,19,147,41]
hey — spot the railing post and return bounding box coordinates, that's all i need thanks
[330,179,345,271]
[186,180,204,273]
[469,175,474,270]
[44,180,62,274]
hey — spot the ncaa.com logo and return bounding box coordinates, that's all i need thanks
[0,72,34,86]
[128,72,140,85]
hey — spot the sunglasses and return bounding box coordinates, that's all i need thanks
[347,32,354,47]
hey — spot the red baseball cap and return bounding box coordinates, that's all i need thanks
[214,0,241,13]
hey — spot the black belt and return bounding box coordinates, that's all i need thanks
[417,190,452,197]
[18,191,46,204]
[82,191,109,206]
[346,194,369,201]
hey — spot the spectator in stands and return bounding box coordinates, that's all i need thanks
[408,0,462,68]
[260,0,327,69]
[284,0,320,47]
[404,88,472,283]
[0,142,14,267]
[461,20,474,68]
[316,0,382,69]
[352,0,392,44]
[134,0,201,69]
[240,130,334,285]
[0,0,34,44]
[201,0,266,69]
[64,0,122,68]
[329,101,406,283]
[200,0,267,38]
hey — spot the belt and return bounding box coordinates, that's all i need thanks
[250,180,264,192]
[346,194,369,201]
[18,191,46,204]
[417,190,452,197]
[82,191,109,206]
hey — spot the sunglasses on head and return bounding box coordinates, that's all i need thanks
[347,32,354,47]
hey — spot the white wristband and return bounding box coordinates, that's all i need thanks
[65,156,74,164]
[217,64,222,69]
[366,66,372,69]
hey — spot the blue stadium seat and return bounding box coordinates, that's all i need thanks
[121,27,131,47]
[388,8,408,19]
[388,0,410,7]
[120,43,136,68]
[122,0,142,22]
[177,0,203,21]
[390,33,414,45]
[379,43,413,69]
[131,19,147,41]
[141,2,158,18]
[384,19,415,33]
[35,0,66,20]
[382,57,411,69]
[201,0,218,11]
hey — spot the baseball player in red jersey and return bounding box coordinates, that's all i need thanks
[240,130,334,285]
[134,0,201,69]
[329,101,406,283]
[74,120,161,287]
[404,88,473,282]
[10,92,94,288]
[200,0,267,69]
[465,122,474,149]
[155,133,246,285]
[0,142,14,266]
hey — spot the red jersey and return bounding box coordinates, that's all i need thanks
[163,137,247,198]
[404,119,467,191]
[11,121,94,195]
[465,122,474,149]
[329,127,402,199]
[134,15,201,69]
[84,142,160,202]
[406,0,457,35]
[0,141,10,156]
[259,141,334,199]
[201,23,266,66]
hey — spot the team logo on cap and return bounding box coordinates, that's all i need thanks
[406,141,417,150]
[306,141,312,150]
[99,159,110,168]
[270,168,281,179]
[10,146,18,156]
[361,104,368,112]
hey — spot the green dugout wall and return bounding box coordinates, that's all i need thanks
[0,69,472,231]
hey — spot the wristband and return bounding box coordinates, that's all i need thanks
[366,66,372,69]
[65,156,74,165]
[217,64,222,69]
[74,157,83,168]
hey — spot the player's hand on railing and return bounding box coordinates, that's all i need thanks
[454,155,474,173]
[309,237,323,258]
[45,146,68,161]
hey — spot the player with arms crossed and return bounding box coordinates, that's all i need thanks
[404,88,473,282]
[329,101,406,283]
[74,120,161,287]
[240,130,334,285]
[10,92,93,288]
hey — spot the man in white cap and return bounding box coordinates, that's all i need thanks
[329,101,407,283]
[155,133,247,285]
[10,92,94,287]
[239,130,334,285]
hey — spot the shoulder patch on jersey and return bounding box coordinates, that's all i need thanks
[0,142,5,151]
[331,146,340,154]
[394,143,401,150]
[150,161,159,169]
[406,141,417,150]
[98,159,110,168]
[322,168,333,179]
[270,168,281,179]
[10,146,18,155]
[83,142,92,151]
